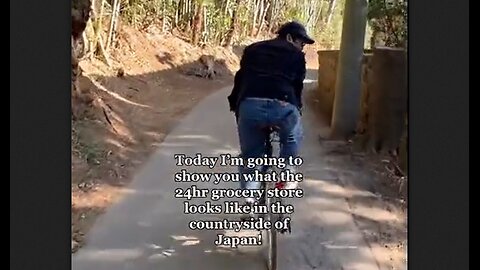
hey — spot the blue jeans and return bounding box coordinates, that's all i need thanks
[236,98,303,191]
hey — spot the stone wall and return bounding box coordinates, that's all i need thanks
[317,48,408,172]
[316,49,373,122]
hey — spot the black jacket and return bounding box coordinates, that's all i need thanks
[227,38,306,113]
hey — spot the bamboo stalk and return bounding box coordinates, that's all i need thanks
[106,0,119,49]
[93,0,105,56]
[255,1,270,38]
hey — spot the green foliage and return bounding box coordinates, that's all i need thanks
[203,5,230,44]
[367,0,407,48]
[313,0,345,49]
[92,0,359,47]
[285,5,305,24]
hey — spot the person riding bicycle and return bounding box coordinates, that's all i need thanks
[228,21,314,204]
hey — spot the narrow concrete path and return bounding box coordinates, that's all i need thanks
[72,79,380,270]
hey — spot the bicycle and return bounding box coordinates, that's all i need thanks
[238,125,293,270]
[259,126,291,270]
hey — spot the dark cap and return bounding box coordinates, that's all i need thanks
[276,21,315,44]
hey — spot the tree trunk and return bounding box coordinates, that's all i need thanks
[72,0,93,118]
[255,1,270,38]
[224,0,242,47]
[318,0,326,22]
[192,1,203,45]
[106,0,120,50]
[202,4,207,43]
[255,0,264,36]
[175,0,179,27]
[325,0,338,26]
[162,0,167,32]
[185,0,192,31]
[224,0,230,16]
[267,0,286,33]
[266,0,274,27]
[91,0,105,57]
[330,0,368,139]
[71,0,92,83]
[266,0,277,33]
[250,0,260,36]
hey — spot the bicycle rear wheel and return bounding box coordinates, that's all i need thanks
[265,193,278,270]
[263,129,279,270]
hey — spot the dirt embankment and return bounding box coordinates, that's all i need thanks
[72,25,241,252]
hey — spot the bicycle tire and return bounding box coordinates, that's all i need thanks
[267,212,277,270]
[265,188,278,270]
[263,129,279,270]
